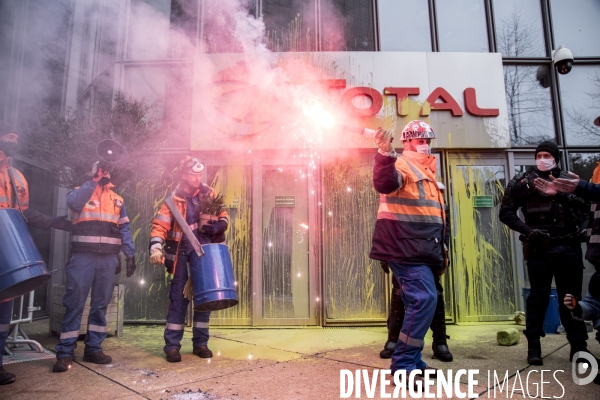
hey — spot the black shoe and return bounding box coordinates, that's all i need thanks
[569,341,588,362]
[0,367,15,385]
[570,346,599,366]
[380,341,396,359]
[166,348,182,363]
[432,341,454,362]
[193,345,213,358]
[392,373,425,390]
[53,357,73,373]
[527,339,543,366]
[82,351,112,364]
[416,366,440,377]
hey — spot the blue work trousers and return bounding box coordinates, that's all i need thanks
[387,262,438,373]
[0,300,13,367]
[55,252,118,359]
[164,253,210,353]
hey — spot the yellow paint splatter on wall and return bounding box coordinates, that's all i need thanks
[209,165,252,325]
[322,153,386,320]
[449,157,515,322]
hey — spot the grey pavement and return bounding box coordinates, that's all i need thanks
[1,320,600,399]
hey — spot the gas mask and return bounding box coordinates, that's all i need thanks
[0,141,18,157]
[414,144,431,155]
[536,158,556,172]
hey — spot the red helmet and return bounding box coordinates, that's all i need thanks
[400,120,435,141]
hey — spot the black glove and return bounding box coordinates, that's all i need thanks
[526,228,550,244]
[98,176,111,186]
[126,256,136,277]
[380,261,390,274]
[201,220,227,236]
[574,228,588,243]
[50,215,72,231]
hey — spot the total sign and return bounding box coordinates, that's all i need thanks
[192,52,509,150]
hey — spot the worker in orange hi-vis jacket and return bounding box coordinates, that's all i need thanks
[149,156,229,363]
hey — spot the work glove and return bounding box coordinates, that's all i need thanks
[149,248,165,265]
[374,128,394,154]
[525,228,550,245]
[201,220,227,236]
[380,261,390,274]
[50,215,72,231]
[126,256,136,277]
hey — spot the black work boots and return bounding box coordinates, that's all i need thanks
[379,341,396,359]
[430,292,453,362]
[380,286,453,362]
[0,366,15,385]
[432,337,454,362]
[193,345,213,358]
[82,351,112,364]
[166,348,182,363]
[527,339,543,365]
[52,357,73,373]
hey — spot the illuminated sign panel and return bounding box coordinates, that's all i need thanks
[191,52,509,150]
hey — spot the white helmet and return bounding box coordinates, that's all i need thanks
[400,120,435,141]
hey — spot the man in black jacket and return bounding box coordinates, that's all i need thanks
[499,141,589,366]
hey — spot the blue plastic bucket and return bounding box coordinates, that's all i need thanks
[190,244,239,312]
[0,208,50,303]
[522,287,561,334]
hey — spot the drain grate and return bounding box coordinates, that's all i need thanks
[3,347,56,365]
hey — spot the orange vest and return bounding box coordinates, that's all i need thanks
[0,160,29,211]
[377,152,446,229]
[70,184,124,254]
[370,151,448,268]
[150,185,229,274]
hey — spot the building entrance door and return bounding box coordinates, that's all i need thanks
[252,161,318,326]
[447,153,517,322]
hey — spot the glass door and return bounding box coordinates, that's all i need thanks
[448,153,517,322]
[252,161,318,325]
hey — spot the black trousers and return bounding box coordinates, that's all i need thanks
[524,244,588,343]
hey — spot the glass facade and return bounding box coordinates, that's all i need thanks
[378,0,431,51]
[550,0,600,57]
[436,0,489,52]
[503,65,554,145]
[493,0,545,58]
[43,0,600,324]
[559,65,600,146]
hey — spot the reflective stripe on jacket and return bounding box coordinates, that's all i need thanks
[70,183,124,254]
[369,151,447,268]
[0,160,29,211]
[150,183,229,274]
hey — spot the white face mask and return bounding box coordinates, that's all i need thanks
[414,144,431,155]
[536,158,556,171]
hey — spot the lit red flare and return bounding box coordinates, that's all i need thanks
[302,99,334,130]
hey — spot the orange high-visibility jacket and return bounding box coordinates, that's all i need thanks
[370,151,448,269]
[0,159,28,210]
[150,184,229,274]
[70,183,128,254]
